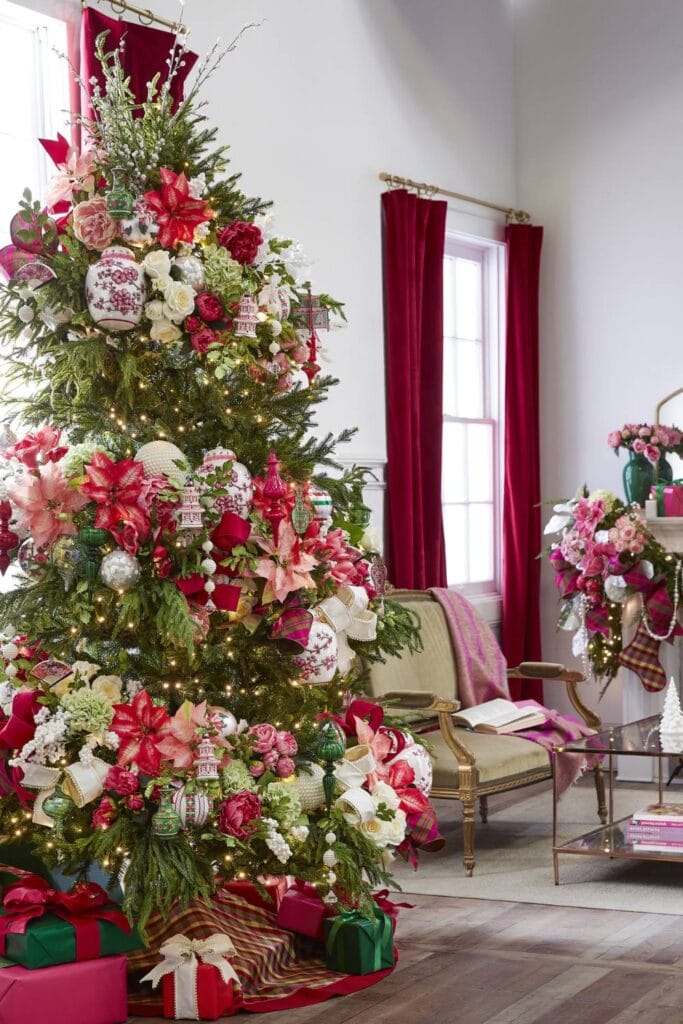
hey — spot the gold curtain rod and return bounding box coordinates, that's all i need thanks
[379,171,530,224]
[83,0,185,34]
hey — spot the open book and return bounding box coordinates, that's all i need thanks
[452,698,547,735]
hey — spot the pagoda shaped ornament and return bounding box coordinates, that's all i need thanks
[234,294,259,338]
[179,484,203,530]
[195,736,220,781]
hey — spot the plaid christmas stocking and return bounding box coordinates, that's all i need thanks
[618,623,667,692]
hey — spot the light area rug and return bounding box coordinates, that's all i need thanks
[393,784,683,915]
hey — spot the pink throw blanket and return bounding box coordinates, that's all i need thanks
[430,588,595,793]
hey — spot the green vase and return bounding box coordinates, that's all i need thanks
[623,451,655,507]
[657,453,674,485]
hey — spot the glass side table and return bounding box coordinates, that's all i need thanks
[553,714,683,883]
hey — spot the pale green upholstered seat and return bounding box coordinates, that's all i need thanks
[364,589,604,875]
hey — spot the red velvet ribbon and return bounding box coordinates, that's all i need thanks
[211,511,251,554]
[372,889,414,925]
[0,878,131,960]
[175,575,241,612]
[0,690,41,751]
[333,699,384,737]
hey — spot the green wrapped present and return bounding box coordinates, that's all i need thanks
[324,909,394,975]
[0,878,142,969]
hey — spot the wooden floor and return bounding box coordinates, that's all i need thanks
[129,891,683,1023]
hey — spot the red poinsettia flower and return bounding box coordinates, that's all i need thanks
[80,452,150,542]
[111,689,171,776]
[144,168,213,249]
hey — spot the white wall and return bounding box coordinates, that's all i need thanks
[514,0,683,720]
[148,0,516,469]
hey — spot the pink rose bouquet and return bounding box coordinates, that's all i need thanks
[608,422,683,464]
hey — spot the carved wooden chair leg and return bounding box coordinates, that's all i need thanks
[462,796,476,876]
[479,795,488,823]
[594,762,607,824]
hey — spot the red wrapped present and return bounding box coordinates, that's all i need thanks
[0,952,128,1024]
[141,932,240,1020]
[663,483,683,517]
[275,880,334,942]
[223,875,288,913]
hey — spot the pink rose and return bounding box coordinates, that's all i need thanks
[632,438,646,454]
[191,327,217,354]
[126,794,145,811]
[105,765,139,796]
[276,756,296,778]
[644,444,660,465]
[249,762,265,778]
[72,196,117,251]
[638,426,651,438]
[275,730,297,756]
[607,431,622,449]
[249,722,278,753]
[92,796,117,829]
[184,315,202,334]
[263,750,280,771]
[195,292,224,322]
[218,790,262,839]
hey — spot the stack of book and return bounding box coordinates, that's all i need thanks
[627,803,683,852]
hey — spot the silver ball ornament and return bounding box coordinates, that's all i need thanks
[100,549,141,592]
[173,254,205,292]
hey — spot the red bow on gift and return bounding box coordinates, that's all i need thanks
[0,878,131,960]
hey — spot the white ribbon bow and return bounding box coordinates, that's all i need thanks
[141,932,239,1021]
[319,585,377,675]
[17,756,110,827]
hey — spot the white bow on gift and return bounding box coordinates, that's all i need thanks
[141,933,239,1022]
[318,585,377,675]
[17,756,110,826]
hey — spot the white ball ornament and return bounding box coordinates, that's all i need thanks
[100,550,141,592]
[134,440,189,487]
[171,785,212,829]
[4,663,18,680]
[18,304,35,323]
[325,831,337,845]
[209,707,238,738]
[1,642,18,661]
[203,579,216,595]
[327,871,337,885]
[291,619,338,684]
[323,849,337,868]
[200,557,217,576]
[293,763,326,812]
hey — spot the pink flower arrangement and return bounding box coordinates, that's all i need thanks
[7,461,88,548]
[72,196,117,251]
[608,423,683,464]
[608,513,648,556]
[248,722,297,777]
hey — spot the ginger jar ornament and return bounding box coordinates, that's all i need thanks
[198,447,253,518]
[291,618,338,684]
[85,246,146,331]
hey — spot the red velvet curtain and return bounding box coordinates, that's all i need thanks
[502,224,544,701]
[80,7,197,120]
[381,189,447,589]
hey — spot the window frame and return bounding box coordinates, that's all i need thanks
[441,230,506,600]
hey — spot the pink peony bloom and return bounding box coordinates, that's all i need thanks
[262,750,279,771]
[607,431,622,449]
[276,756,296,778]
[126,793,145,812]
[249,722,278,753]
[644,444,660,465]
[72,196,117,251]
[7,461,88,548]
[632,439,646,454]
[275,730,297,756]
[218,790,262,839]
[249,762,265,778]
[105,765,139,796]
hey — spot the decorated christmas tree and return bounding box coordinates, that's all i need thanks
[0,32,433,933]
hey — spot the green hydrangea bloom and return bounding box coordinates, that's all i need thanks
[265,781,303,829]
[61,689,113,734]
[221,759,257,795]
[202,244,243,304]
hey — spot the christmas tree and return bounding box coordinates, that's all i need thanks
[0,32,431,932]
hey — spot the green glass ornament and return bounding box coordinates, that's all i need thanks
[313,720,346,813]
[106,168,134,220]
[152,785,181,838]
[42,783,73,840]
[77,527,111,586]
[291,489,312,535]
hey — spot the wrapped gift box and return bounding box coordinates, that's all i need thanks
[324,909,395,975]
[663,484,683,517]
[275,880,332,942]
[224,876,288,914]
[0,909,141,968]
[162,961,237,1020]
[0,953,128,1024]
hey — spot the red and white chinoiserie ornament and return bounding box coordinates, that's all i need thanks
[171,783,212,829]
[178,484,203,529]
[209,706,238,738]
[120,198,159,248]
[291,618,338,684]
[386,738,433,797]
[85,245,146,331]
[198,447,253,518]
[234,294,259,337]
[195,736,220,781]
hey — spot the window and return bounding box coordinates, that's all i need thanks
[442,235,505,595]
[0,0,70,247]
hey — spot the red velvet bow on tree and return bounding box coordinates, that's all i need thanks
[175,511,251,612]
[0,878,131,960]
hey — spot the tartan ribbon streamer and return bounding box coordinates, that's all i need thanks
[269,605,314,648]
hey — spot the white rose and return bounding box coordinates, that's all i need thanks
[91,674,123,703]
[145,299,165,321]
[154,274,173,294]
[150,318,182,344]
[143,249,172,278]
[359,807,407,848]
[163,281,195,322]
[371,781,400,811]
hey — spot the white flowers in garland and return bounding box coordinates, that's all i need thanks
[142,249,196,343]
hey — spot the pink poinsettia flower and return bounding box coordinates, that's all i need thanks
[7,462,88,548]
[3,426,68,469]
[111,689,171,776]
[80,452,150,542]
[155,699,226,768]
[355,716,393,785]
[253,521,318,604]
[311,527,371,588]
[45,148,97,209]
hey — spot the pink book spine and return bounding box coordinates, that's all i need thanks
[629,836,683,848]
[630,816,683,828]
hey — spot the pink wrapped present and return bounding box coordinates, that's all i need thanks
[275,880,334,942]
[0,953,127,1024]
[663,484,683,517]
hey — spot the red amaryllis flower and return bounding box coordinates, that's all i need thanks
[111,689,171,776]
[144,168,213,249]
[80,452,150,540]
